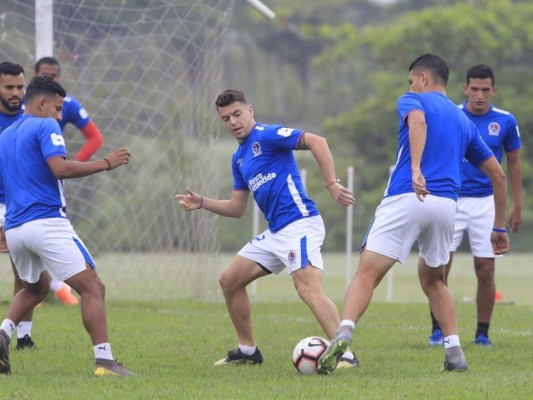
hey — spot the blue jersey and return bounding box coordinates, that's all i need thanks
[458,103,521,197]
[232,123,319,233]
[0,109,24,203]
[385,92,494,201]
[0,115,68,229]
[59,95,90,131]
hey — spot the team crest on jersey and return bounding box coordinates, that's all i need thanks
[488,122,500,136]
[288,251,297,267]
[252,142,262,157]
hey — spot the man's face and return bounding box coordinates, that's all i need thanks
[38,93,64,122]
[0,73,25,114]
[217,101,255,143]
[463,77,495,115]
[35,63,60,82]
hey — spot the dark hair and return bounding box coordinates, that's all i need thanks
[35,56,61,74]
[215,89,248,108]
[409,54,449,86]
[0,61,25,77]
[25,76,66,102]
[466,64,495,85]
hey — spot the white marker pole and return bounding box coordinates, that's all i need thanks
[245,0,276,21]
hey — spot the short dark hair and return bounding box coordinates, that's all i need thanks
[25,76,66,102]
[0,61,25,77]
[409,54,449,86]
[215,89,248,108]
[466,64,495,86]
[35,56,61,74]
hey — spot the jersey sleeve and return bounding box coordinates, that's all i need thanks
[465,123,494,167]
[231,151,248,190]
[397,93,424,123]
[62,95,91,130]
[503,113,522,153]
[38,118,67,160]
[261,125,303,151]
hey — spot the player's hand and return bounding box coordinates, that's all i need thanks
[491,231,510,255]
[508,206,521,233]
[175,187,203,211]
[0,227,9,253]
[327,182,356,208]
[105,147,131,169]
[412,170,429,201]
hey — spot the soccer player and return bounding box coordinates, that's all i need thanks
[175,89,359,368]
[0,76,133,376]
[317,54,510,375]
[427,64,522,347]
[35,56,105,306]
[0,61,39,350]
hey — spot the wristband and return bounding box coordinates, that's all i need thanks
[104,158,111,171]
[326,179,340,189]
[198,196,203,210]
[492,227,507,233]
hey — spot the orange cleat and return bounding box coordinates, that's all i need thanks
[54,283,79,305]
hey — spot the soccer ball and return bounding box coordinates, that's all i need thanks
[292,336,329,375]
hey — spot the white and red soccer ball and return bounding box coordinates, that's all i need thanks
[292,336,329,375]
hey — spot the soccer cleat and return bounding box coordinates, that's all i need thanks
[442,346,468,372]
[54,283,79,305]
[214,347,263,366]
[94,358,134,376]
[317,327,352,375]
[428,329,444,346]
[16,334,35,350]
[0,329,11,374]
[474,335,492,347]
[336,351,360,369]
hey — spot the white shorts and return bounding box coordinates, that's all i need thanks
[450,196,496,258]
[238,215,325,275]
[0,203,5,228]
[5,218,96,284]
[364,193,456,268]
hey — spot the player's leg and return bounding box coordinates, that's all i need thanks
[215,254,268,365]
[11,258,37,349]
[473,256,495,345]
[428,252,453,346]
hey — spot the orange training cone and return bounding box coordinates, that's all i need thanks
[495,291,503,302]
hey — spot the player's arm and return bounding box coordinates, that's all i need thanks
[506,149,522,232]
[76,120,104,161]
[479,156,509,254]
[47,147,130,179]
[406,110,429,201]
[298,132,355,207]
[175,187,250,218]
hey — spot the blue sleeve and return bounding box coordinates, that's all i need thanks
[61,96,91,130]
[503,114,521,153]
[397,93,424,123]
[262,125,303,151]
[465,123,494,167]
[231,152,248,190]
[38,118,67,160]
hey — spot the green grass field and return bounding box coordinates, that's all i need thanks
[0,252,532,399]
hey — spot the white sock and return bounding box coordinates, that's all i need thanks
[0,319,16,338]
[443,335,460,349]
[94,343,113,360]
[341,351,354,360]
[238,343,257,355]
[17,321,32,338]
[51,280,64,292]
[340,320,355,330]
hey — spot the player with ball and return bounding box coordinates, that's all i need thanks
[176,89,358,369]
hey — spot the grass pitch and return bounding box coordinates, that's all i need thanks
[0,252,532,399]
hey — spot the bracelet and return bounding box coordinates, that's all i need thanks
[326,179,340,189]
[198,196,203,210]
[492,227,507,233]
[104,158,111,171]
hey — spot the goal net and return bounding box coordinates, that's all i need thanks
[0,0,235,301]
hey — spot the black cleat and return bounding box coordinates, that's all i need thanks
[214,347,263,366]
[16,334,36,350]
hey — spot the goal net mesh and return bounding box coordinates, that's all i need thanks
[0,0,235,301]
